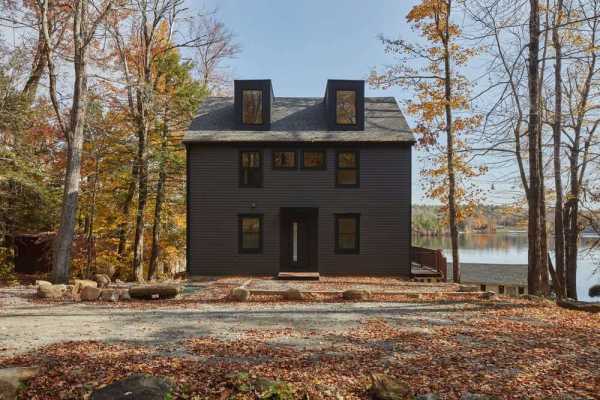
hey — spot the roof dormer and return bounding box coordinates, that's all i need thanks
[324,79,365,131]
[234,79,273,130]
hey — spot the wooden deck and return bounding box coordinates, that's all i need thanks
[277,272,320,281]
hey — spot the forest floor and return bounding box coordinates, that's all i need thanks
[0,278,599,399]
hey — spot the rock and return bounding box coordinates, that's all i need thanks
[481,291,496,300]
[90,374,172,400]
[115,279,125,285]
[100,289,119,302]
[35,280,52,287]
[36,284,66,299]
[118,289,131,301]
[0,366,39,400]
[557,298,600,313]
[283,288,304,301]
[80,286,102,301]
[230,287,251,302]
[416,395,440,400]
[94,274,111,288]
[129,285,181,300]
[460,393,497,400]
[342,289,371,301]
[589,284,600,298]
[458,285,479,293]
[72,279,97,294]
[368,374,412,400]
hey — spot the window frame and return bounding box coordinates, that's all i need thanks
[334,213,360,254]
[234,80,272,131]
[272,149,298,170]
[335,149,360,188]
[239,149,263,188]
[301,149,327,170]
[238,214,263,254]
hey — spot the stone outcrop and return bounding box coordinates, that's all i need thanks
[230,287,250,302]
[36,284,66,299]
[90,374,172,400]
[80,286,102,301]
[129,285,181,300]
[100,289,119,302]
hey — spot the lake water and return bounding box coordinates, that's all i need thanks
[414,233,600,302]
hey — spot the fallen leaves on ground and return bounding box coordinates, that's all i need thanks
[1,298,598,399]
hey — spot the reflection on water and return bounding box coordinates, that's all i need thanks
[414,233,600,302]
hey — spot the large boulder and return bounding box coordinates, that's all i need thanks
[72,279,97,294]
[342,289,371,301]
[94,274,111,288]
[129,285,181,300]
[458,285,479,293]
[283,288,304,301]
[118,289,131,301]
[100,289,119,302]
[0,366,39,400]
[80,286,102,301]
[36,284,66,299]
[34,280,52,287]
[368,374,412,400]
[90,374,172,400]
[230,287,251,302]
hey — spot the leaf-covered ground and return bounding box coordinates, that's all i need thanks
[2,296,599,399]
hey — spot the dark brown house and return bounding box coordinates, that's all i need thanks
[183,79,415,277]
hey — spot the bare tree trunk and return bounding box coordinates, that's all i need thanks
[22,30,47,99]
[51,0,89,284]
[527,0,546,296]
[440,0,460,283]
[148,128,167,280]
[552,0,566,297]
[132,120,149,282]
[116,162,137,259]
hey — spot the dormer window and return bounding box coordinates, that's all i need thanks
[336,90,357,125]
[242,90,263,125]
[325,80,365,131]
[235,80,273,130]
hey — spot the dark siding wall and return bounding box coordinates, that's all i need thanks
[187,144,412,276]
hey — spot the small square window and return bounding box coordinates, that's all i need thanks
[498,285,505,294]
[336,150,359,187]
[302,150,326,170]
[273,150,296,169]
[480,284,486,292]
[335,214,360,254]
[336,90,357,125]
[239,151,262,187]
[242,90,263,125]
[239,214,263,253]
[518,286,525,295]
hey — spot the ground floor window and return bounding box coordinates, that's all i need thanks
[335,214,360,254]
[239,214,263,253]
[498,285,505,294]
[480,284,486,292]
[518,286,525,295]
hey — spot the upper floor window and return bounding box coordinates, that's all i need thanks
[273,150,297,169]
[242,90,263,125]
[302,150,326,170]
[335,214,360,254]
[336,90,357,125]
[239,214,263,253]
[239,150,262,187]
[336,150,359,187]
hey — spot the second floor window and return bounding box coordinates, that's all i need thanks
[240,151,262,187]
[336,150,359,187]
[302,150,326,170]
[242,90,263,125]
[273,150,296,169]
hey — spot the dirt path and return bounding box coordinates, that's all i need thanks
[2,286,470,357]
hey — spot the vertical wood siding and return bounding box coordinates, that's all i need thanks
[187,144,412,276]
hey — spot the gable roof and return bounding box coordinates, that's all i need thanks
[183,96,415,144]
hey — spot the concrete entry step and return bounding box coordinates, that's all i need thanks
[277,272,320,281]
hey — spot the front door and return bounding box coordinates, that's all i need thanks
[280,208,318,272]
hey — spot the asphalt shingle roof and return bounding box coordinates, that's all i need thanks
[183,96,415,143]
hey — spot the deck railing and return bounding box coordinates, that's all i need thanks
[411,246,447,281]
